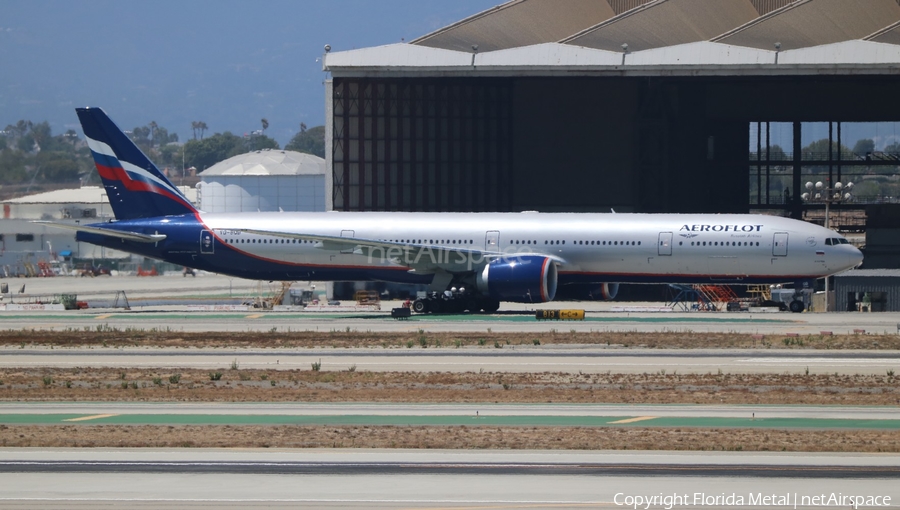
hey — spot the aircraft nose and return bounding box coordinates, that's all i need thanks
[848,247,863,269]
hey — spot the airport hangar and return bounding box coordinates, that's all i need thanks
[321,0,900,231]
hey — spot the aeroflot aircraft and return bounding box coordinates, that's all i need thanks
[46,108,863,313]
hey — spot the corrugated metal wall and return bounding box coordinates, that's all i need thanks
[607,0,654,15]
[332,79,512,211]
[834,276,900,311]
[749,0,795,16]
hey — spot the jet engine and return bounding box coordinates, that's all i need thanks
[476,256,557,303]
[556,283,620,301]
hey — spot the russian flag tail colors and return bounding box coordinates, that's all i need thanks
[77,107,197,220]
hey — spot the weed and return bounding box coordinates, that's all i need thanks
[260,374,269,380]
[406,340,414,348]
[418,336,428,348]
[888,369,895,377]
[121,382,128,389]
[478,338,486,346]
[239,372,251,381]
[209,372,223,381]
[269,327,277,333]
[152,377,163,386]
[169,374,181,384]
[42,376,53,387]
[311,359,322,371]
[65,380,72,388]
[129,381,138,389]
[270,380,276,386]
[454,339,462,348]
[119,372,127,380]
[502,383,511,390]
[533,338,540,345]
[494,341,502,349]
[348,364,357,372]
[487,328,492,333]
[805,366,809,376]
[231,359,239,370]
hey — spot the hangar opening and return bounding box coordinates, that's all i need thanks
[323,0,900,304]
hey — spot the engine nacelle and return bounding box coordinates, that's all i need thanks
[476,256,557,303]
[556,283,620,301]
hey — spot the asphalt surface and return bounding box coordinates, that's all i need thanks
[3,346,898,375]
[5,274,900,334]
[1,449,898,509]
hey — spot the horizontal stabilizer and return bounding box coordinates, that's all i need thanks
[34,221,167,243]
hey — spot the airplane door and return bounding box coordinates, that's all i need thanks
[485,230,500,251]
[340,230,355,254]
[658,232,672,256]
[200,230,214,254]
[773,232,788,256]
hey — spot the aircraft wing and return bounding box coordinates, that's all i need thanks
[34,221,167,243]
[234,228,563,274]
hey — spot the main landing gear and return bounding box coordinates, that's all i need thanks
[411,291,500,314]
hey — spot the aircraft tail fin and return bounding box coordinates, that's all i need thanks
[76,107,197,220]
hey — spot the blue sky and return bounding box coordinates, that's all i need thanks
[1,0,499,146]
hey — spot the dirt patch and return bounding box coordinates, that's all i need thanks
[4,368,899,405]
[3,330,898,350]
[2,424,898,452]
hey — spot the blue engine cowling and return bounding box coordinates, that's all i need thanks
[476,256,558,303]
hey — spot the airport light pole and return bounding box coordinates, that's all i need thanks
[801,179,853,312]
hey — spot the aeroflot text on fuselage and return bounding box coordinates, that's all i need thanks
[680,224,764,232]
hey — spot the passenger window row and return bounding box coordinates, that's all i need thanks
[685,241,760,247]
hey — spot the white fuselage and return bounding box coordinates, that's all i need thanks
[198,211,862,285]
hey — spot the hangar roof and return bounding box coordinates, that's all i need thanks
[563,0,761,53]
[412,0,650,53]
[714,0,900,50]
[324,0,900,77]
[198,149,326,177]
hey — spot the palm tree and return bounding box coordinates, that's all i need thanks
[261,118,269,135]
[149,121,158,148]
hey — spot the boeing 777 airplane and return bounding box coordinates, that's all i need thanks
[43,108,863,313]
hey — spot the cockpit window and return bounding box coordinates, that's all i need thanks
[839,238,849,244]
[825,238,832,246]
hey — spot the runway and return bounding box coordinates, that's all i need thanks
[3,402,899,429]
[6,274,900,334]
[3,346,898,374]
[5,309,900,335]
[1,449,898,509]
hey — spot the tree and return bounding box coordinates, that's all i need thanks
[285,125,325,158]
[852,138,875,156]
[0,146,27,183]
[191,121,208,140]
[184,131,281,170]
[883,141,900,154]
[261,118,269,134]
[184,132,243,170]
[37,151,80,182]
[149,121,158,147]
[801,139,853,161]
